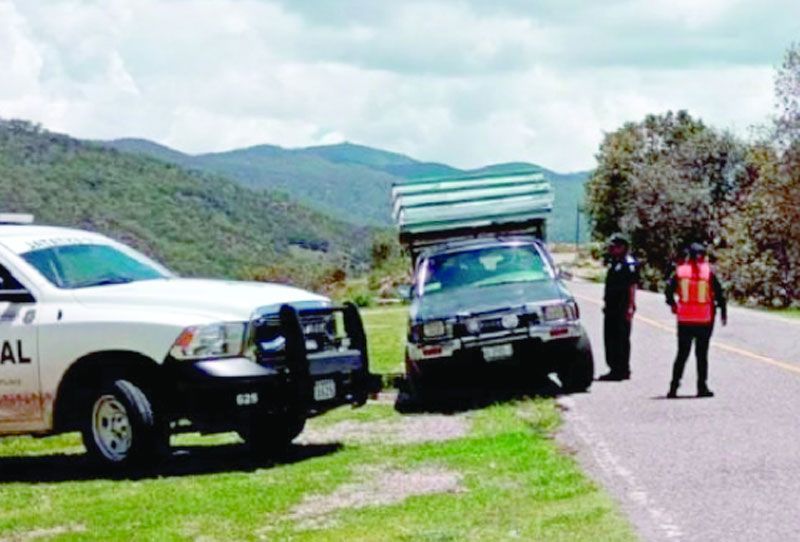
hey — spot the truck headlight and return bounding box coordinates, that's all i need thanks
[170,322,246,360]
[566,301,580,320]
[422,320,446,338]
[543,302,580,322]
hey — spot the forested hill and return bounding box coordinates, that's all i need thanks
[0,120,372,279]
[104,139,591,242]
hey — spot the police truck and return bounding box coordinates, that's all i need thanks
[0,214,379,468]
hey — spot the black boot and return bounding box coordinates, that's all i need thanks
[667,382,679,399]
[697,385,714,398]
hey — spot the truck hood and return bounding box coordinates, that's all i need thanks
[72,278,329,322]
[411,280,567,322]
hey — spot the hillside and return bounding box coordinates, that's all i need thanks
[0,121,372,279]
[103,139,591,242]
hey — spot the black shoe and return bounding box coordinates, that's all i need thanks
[697,387,714,398]
[598,372,625,381]
[667,384,678,399]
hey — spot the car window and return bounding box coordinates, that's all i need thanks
[419,244,551,295]
[21,243,170,289]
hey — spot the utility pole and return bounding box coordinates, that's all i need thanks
[575,203,582,254]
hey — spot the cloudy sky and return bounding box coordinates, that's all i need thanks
[1,0,798,171]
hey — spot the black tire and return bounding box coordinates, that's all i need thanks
[395,376,426,413]
[240,415,306,457]
[403,352,433,405]
[82,379,164,468]
[557,332,594,393]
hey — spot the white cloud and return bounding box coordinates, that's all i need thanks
[0,1,44,98]
[0,0,794,171]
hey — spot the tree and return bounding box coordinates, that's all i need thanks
[715,44,800,307]
[775,43,800,150]
[585,111,747,287]
[717,145,800,306]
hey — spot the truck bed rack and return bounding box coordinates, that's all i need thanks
[392,169,553,259]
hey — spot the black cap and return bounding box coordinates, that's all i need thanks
[688,242,706,256]
[608,233,629,247]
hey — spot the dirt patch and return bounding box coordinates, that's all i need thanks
[288,466,464,530]
[370,390,399,405]
[299,413,470,446]
[0,525,86,542]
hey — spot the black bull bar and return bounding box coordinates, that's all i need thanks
[275,302,382,410]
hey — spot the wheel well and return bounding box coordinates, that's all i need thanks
[53,351,162,433]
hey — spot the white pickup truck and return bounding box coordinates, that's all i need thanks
[0,215,379,468]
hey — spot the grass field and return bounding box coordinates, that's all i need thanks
[771,308,800,319]
[0,307,634,541]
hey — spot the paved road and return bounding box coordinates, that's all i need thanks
[559,280,800,542]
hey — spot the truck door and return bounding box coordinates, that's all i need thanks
[0,262,41,425]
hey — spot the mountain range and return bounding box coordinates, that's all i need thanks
[0,117,590,288]
[0,120,371,280]
[102,138,591,243]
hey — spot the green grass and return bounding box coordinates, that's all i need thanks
[0,307,634,541]
[770,308,800,319]
[363,305,408,375]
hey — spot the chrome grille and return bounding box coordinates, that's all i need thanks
[456,311,539,337]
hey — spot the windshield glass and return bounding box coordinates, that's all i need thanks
[22,243,170,289]
[418,244,552,295]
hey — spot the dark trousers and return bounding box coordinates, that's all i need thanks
[604,313,632,376]
[671,324,714,388]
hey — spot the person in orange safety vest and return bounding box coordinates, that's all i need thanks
[665,243,727,398]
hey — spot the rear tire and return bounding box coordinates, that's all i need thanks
[82,379,165,468]
[557,333,594,393]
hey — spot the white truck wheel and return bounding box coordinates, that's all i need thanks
[82,379,163,468]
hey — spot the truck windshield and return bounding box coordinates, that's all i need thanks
[22,243,171,289]
[418,244,552,295]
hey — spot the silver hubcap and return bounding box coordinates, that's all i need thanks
[92,395,132,462]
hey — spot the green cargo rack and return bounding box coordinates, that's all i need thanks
[392,169,553,257]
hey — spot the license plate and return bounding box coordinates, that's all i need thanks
[313,379,337,401]
[482,343,513,361]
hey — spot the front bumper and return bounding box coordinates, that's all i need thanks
[165,303,381,433]
[407,321,584,364]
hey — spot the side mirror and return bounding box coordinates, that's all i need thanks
[396,284,413,300]
[557,267,573,281]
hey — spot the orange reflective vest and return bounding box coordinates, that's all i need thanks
[675,262,714,324]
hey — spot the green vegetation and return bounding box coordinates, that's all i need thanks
[585,43,800,307]
[0,307,634,541]
[104,140,591,242]
[362,304,408,375]
[585,110,746,289]
[0,120,373,280]
[771,308,800,319]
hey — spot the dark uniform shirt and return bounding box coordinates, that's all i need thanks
[604,255,639,315]
[665,269,727,321]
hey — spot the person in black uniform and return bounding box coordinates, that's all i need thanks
[599,234,639,381]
